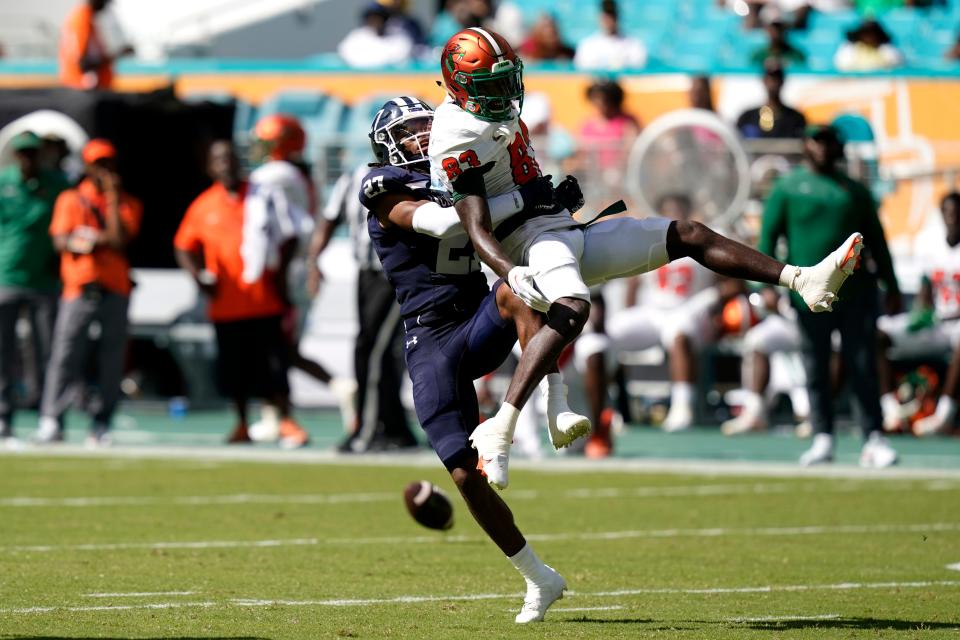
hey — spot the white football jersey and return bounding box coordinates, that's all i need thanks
[929,239,960,319]
[428,96,578,261]
[641,257,715,310]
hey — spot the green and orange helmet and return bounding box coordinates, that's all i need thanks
[440,27,524,123]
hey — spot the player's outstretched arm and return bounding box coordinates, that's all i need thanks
[454,193,515,277]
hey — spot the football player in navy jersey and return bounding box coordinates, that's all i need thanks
[362,96,570,623]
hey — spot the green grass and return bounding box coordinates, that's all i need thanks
[1,453,959,639]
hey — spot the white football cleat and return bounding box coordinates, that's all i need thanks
[33,416,63,444]
[790,232,863,312]
[330,377,358,432]
[860,432,898,468]
[248,405,281,443]
[515,565,567,624]
[469,419,512,490]
[799,432,834,466]
[662,403,693,433]
[544,383,591,449]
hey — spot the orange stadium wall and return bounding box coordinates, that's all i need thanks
[3,69,958,275]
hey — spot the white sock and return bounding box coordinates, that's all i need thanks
[779,264,801,289]
[741,390,764,418]
[935,396,957,421]
[539,373,565,397]
[508,543,550,584]
[495,403,521,439]
[880,392,900,416]
[671,382,694,410]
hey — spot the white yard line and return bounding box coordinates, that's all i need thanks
[3,480,957,509]
[3,581,958,615]
[947,563,960,572]
[2,444,959,479]
[4,522,958,554]
[83,591,198,598]
[729,613,841,622]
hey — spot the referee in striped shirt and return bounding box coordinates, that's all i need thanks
[307,165,417,452]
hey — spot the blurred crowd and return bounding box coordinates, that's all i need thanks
[0,0,956,463]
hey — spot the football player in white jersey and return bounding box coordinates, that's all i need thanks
[574,194,720,434]
[878,192,960,435]
[428,27,865,489]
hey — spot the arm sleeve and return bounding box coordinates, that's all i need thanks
[858,186,900,293]
[412,190,524,239]
[758,182,787,258]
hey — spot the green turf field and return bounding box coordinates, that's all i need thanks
[1,449,959,638]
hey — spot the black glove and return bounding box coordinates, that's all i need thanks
[554,175,585,214]
[518,175,556,214]
[451,161,495,201]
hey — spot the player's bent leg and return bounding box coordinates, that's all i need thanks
[444,449,566,623]
[667,220,862,312]
[495,285,591,452]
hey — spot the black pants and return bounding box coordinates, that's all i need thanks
[797,290,882,439]
[352,269,414,446]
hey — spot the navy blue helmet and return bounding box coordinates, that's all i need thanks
[369,96,434,172]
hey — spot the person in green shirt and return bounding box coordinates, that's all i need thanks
[0,131,68,441]
[759,124,901,468]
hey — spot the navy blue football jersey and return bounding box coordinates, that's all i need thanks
[362,165,488,319]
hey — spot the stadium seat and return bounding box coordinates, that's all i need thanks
[257,91,327,121]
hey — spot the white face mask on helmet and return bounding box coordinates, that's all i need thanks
[369,97,435,170]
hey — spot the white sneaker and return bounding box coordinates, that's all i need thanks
[545,385,591,449]
[913,413,951,437]
[33,416,63,444]
[913,397,956,437]
[515,565,567,624]
[880,392,904,432]
[860,432,898,468]
[330,377,358,432]
[662,403,693,433]
[791,232,863,312]
[248,405,281,443]
[469,418,512,490]
[85,427,112,449]
[799,432,834,466]
[721,411,767,436]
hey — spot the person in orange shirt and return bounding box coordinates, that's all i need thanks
[59,0,134,90]
[174,140,310,448]
[34,138,141,446]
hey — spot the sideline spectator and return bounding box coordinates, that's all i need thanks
[759,124,900,467]
[721,287,811,435]
[574,1,647,71]
[0,133,68,442]
[877,192,960,436]
[579,79,640,200]
[34,139,141,446]
[243,114,356,440]
[308,164,417,453]
[174,140,310,448]
[431,0,525,48]
[378,0,427,46]
[946,32,960,61]
[750,13,807,66]
[834,19,903,71]
[520,14,575,62]
[736,59,807,140]
[338,3,414,68]
[59,0,133,90]
[689,75,715,112]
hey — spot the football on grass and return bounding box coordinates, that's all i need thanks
[403,481,454,530]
